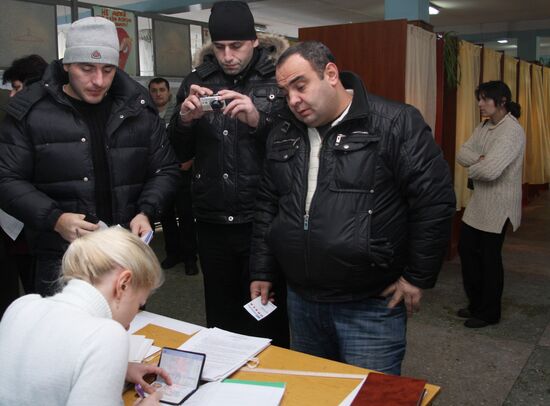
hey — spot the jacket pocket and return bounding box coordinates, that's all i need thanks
[330,132,380,192]
[266,137,299,195]
[252,86,286,114]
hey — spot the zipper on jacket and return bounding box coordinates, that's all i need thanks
[303,213,309,230]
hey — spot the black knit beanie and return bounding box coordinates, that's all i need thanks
[208,1,257,41]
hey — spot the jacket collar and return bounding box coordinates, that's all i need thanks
[5,59,156,121]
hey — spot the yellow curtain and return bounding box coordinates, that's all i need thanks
[541,67,550,181]
[482,47,502,82]
[405,25,437,132]
[524,65,547,184]
[503,55,518,102]
[518,61,532,183]
[455,41,481,209]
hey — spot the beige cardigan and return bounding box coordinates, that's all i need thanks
[457,113,525,233]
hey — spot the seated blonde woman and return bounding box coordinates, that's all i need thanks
[0,227,172,405]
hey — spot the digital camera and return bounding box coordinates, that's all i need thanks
[200,94,226,111]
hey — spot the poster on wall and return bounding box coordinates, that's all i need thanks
[0,0,57,68]
[154,20,191,77]
[93,6,138,75]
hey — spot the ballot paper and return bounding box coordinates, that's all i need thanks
[128,335,155,362]
[179,328,271,381]
[244,296,277,321]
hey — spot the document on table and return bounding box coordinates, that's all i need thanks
[178,327,271,381]
[128,311,203,335]
[184,380,285,406]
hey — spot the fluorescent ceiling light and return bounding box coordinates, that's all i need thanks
[429,6,439,15]
[497,39,509,44]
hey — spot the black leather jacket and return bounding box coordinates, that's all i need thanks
[169,45,286,224]
[250,72,456,302]
[0,60,179,255]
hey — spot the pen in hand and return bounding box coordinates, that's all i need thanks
[135,383,146,398]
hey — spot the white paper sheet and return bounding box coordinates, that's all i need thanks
[244,296,277,321]
[184,381,285,406]
[0,209,24,241]
[128,335,154,362]
[128,311,203,335]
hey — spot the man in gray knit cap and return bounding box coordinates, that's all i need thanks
[0,17,179,296]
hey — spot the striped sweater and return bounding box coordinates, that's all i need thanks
[457,113,526,233]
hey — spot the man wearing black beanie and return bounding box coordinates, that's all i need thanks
[169,1,290,347]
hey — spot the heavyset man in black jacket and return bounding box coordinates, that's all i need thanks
[250,42,456,374]
[0,17,179,296]
[168,1,289,346]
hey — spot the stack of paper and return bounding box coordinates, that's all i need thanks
[184,380,285,406]
[128,334,155,362]
[178,328,271,381]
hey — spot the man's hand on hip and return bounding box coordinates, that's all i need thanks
[54,213,99,242]
[250,280,273,305]
[179,84,213,124]
[218,89,260,128]
[130,212,152,237]
[381,276,423,316]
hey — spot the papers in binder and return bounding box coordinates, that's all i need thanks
[178,328,271,381]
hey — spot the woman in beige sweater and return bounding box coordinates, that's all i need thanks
[456,81,525,328]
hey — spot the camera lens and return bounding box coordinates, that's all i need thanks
[210,99,223,110]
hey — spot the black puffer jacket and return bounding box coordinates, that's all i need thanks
[0,60,179,255]
[169,36,288,224]
[250,72,456,302]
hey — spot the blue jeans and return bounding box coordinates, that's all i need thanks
[287,287,407,375]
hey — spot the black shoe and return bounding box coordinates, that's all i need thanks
[457,308,472,318]
[184,260,199,275]
[464,317,494,328]
[161,255,182,269]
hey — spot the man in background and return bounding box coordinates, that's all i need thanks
[149,77,199,274]
[169,1,289,346]
[0,17,178,296]
[0,54,48,315]
[2,54,48,97]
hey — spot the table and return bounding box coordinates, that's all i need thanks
[124,324,440,405]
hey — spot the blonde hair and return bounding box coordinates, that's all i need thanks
[62,227,163,290]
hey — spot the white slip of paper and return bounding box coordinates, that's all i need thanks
[244,296,277,321]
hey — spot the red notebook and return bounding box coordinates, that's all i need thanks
[350,372,427,406]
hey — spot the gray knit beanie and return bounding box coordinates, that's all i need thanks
[63,17,119,66]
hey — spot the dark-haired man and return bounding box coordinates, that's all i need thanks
[2,54,48,97]
[0,17,179,296]
[169,1,289,346]
[250,41,455,374]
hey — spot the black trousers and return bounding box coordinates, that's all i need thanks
[196,221,290,348]
[161,171,197,262]
[34,254,63,297]
[458,221,508,323]
[0,231,35,317]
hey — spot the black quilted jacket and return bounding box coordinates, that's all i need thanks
[168,42,287,224]
[250,72,456,302]
[0,60,179,255]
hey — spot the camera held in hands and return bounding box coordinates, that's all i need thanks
[200,94,226,111]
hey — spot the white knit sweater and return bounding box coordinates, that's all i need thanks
[457,113,525,233]
[0,279,129,406]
